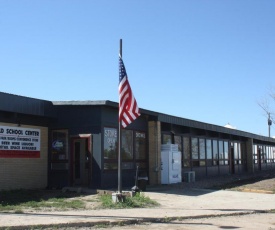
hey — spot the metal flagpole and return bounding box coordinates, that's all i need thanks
[118,39,122,194]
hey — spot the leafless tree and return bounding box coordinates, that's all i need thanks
[258,87,275,137]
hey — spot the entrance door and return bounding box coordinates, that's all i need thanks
[73,140,83,185]
[71,136,92,186]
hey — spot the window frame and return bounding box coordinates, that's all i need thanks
[103,127,148,171]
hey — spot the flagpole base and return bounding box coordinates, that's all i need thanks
[112,192,126,203]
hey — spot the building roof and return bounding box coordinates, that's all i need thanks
[52,100,117,106]
[52,100,275,143]
[0,92,273,144]
[0,92,55,117]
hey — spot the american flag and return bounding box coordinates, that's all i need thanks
[119,55,140,128]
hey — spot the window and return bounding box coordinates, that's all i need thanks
[163,134,171,144]
[121,130,133,169]
[51,130,68,161]
[122,130,133,160]
[234,142,238,161]
[104,128,147,171]
[206,139,213,166]
[259,145,275,164]
[191,138,199,160]
[174,135,182,152]
[266,146,270,163]
[262,146,267,163]
[199,139,206,166]
[224,142,229,165]
[104,128,118,170]
[104,128,118,160]
[258,146,263,163]
[191,138,199,167]
[218,141,224,165]
[183,137,190,167]
[135,132,146,160]
[253,144,258,164]
[104,162,118,170]
[213,140,218,165]
[135,132,147,169]
[233,142,242,165]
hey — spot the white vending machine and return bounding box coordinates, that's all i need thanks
[161,144,182,184]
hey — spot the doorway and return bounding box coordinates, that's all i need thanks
[71,135,92,187]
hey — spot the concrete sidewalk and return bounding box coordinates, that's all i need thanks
[0,187,275,229]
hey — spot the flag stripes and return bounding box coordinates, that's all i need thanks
[119,56,140,128]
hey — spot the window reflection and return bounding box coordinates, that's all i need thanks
[174,136,182,152]
[122,130,133,160]
[224,141,229,165]
[191,138,199,160]
[104,128,147,171]
[219,141,224,165]
[163,134,171,144]
[206,139,213,166]
[253,144,275,165]
[199,139,206,166]
[104,128,118,159]
[51,130,68,161]
[183,137,190,167]
[213,140,218,165]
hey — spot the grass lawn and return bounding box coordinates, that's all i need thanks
[0,189,159,213]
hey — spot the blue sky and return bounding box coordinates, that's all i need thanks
[0,1,275,136]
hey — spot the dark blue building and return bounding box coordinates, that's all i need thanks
[1,92,275,190]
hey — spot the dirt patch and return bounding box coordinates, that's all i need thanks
[210,170,275,193]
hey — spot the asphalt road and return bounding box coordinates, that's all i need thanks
[39,212,275,230]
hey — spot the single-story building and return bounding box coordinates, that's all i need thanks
[0,91,274,190]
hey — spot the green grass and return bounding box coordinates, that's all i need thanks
[0,189,86,212]
[99,192,159,209]
[0,189,159,212]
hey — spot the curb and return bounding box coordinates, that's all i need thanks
[0,210,269,230]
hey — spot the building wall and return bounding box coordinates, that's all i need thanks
[0,122,48,190]
[49,105,102,188]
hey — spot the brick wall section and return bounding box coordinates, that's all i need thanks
[246,138,254,173]
[0,123,48,190]
[148,121,161,185]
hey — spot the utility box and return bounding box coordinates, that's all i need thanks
[184,171,195,183]
[161,144,182,184]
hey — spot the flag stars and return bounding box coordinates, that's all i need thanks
[119,58,127,82]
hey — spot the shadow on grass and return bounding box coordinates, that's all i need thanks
[0,189,84,207]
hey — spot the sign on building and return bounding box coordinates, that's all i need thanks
[0,125,40,158]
